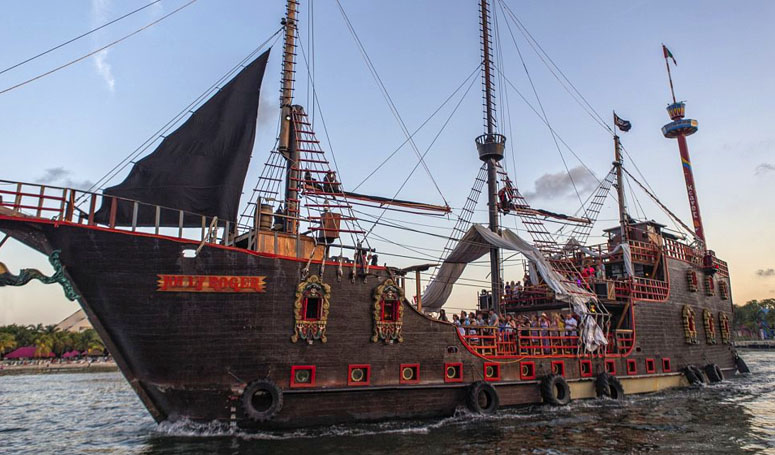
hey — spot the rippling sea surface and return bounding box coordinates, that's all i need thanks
[1,350,773,454]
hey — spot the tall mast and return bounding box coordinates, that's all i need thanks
[660,46,705,247]
[475,0,506,312]
[279,0,299,234]
[613,134,627,241]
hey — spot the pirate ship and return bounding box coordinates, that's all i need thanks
[0,0,746,429]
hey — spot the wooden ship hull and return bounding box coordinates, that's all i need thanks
[0,210,739,430]
[0,0,746,433]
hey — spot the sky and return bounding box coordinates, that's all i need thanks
[1,0,774,325]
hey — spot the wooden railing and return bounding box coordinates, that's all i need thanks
[0,179,232,245]
[613,277,669,302]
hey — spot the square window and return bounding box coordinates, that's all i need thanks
[551,361,565,377]
[520,361,536,380]
[626,359,637,375]
[579,359,593,378]
[381,299,399,322]
[484,362,501,382]
[645,358,656,374]
[662,358,672,372]
[348,364,371,386]
[400,364,420,384]
[290,365,316,388]
[605,359,616,375]
[444,363,463,383]
[303,296,321,321]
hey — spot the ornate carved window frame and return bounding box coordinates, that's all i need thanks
[703,308,717,344]
[718,280,729,300]
[682,305,699,344]
[719,312,731,344]
[704,275,715,296]
[686,269,698,292]
[291,275,331,344]
[371,279,405,344]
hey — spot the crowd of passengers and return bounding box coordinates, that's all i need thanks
[501,263,606,304]
[436,308,580,353]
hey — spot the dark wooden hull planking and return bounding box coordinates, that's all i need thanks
[0,217,738,430]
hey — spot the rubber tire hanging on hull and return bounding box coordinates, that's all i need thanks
[595,373,625,400]
[540,374,571,406]
[595,373,611,398]
[735,354,751,374]
[242,380,283,422]
[704,363,724,383]
[467,381,499,414]
[684,365,707,385]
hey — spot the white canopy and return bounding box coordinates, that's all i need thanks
[422,224,607,351]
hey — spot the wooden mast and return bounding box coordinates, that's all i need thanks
[613,133,628,242]
[476,0,506,313]
[279,0,299,235]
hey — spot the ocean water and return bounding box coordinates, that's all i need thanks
[1,351,773,455]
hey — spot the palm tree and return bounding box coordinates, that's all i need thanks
[0,332,17,357]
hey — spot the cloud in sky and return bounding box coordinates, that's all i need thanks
[755,163,775,175]
[91,0,116,92]
[36,167,94,191]
[756,268,775,278]
[523,165,598,200]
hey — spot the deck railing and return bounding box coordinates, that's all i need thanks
[0,179,236,246]
[459,325,580,358]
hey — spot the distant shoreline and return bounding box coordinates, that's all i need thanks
[0,361,118,376]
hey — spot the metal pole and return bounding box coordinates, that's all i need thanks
[676,134,705,244]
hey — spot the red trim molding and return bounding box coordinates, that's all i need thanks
[444,362,463,383]
[290,365,316,388]
[483,362,501,382]
[399,363,420,384]
[551,360,565,377]
[626,359,637,375]
[520,361,536,380]
[579,359,593,378]
[604,359,616,375]
[348,364,371,386]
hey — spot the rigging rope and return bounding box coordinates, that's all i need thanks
[498,0,613,134]
[78,29,282,203]
[350,64,482,193]
[334,0,449,208]
[361,63,479,241]
[0,0,164,77]
[497,4,587,215]
[0,0,199,96]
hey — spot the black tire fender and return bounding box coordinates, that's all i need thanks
[607,375,625,400]
[735,355,751,374]
[704,363,724,383]
[467,381,499,414]
[595,373,611,398]
[540,374,571,406]
[242,380,283,422]
[688,365,708,385]
[683,366,700,385]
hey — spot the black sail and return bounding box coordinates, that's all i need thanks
[94,50,270,227]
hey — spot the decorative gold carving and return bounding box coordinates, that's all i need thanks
[719,312,731,344]
[686,269,698,292]
[291,275,331,344]
[371,279,405,344]
[682,305,699,345]
[703,309,718,344]
[704,275,715,296]
[719,280,729,300]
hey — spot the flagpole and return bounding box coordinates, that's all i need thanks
[663,44,677,103]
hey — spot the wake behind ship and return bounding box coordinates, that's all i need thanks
[0,0,747,430]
